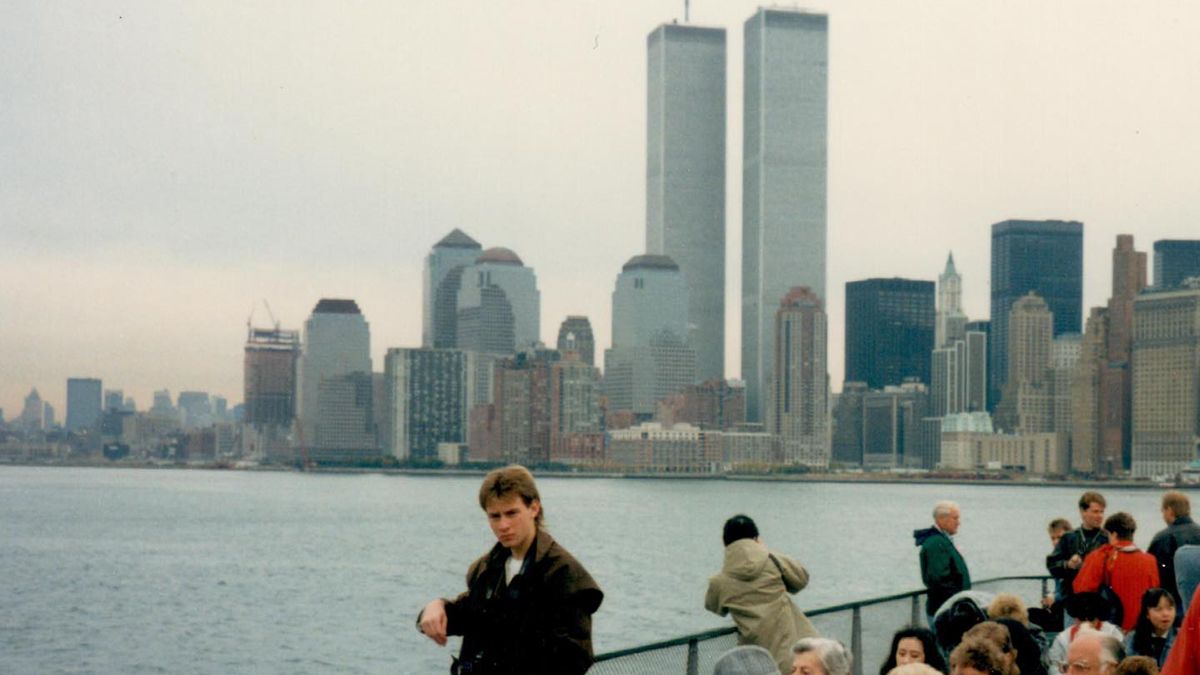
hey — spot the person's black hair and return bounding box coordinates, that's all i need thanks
[722,514,758,546]
[1066,592,1107,622]
[1131,587,1176,657]
[994,617,1047,675]
[879,626,947,675]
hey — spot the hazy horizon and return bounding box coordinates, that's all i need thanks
[5,1,1200,417]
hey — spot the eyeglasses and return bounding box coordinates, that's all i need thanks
[1058,661,1114,673]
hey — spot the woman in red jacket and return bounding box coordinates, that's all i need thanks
[1073,512,1159,632]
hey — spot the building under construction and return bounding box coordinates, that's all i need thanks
[243,325,300,462]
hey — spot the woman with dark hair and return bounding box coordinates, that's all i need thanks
[1123,587,1177,667]
[879,627,947,675]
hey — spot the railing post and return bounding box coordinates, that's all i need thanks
[852,605,863,675]
[911,594,921,627]
[1041,577,1049,600]
[686,637,699,675]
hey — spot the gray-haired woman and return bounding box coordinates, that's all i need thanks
[791,637,852,675]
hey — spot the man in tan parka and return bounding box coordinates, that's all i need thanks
[705,514,817,673]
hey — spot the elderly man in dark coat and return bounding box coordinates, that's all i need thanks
[914,500,971,626]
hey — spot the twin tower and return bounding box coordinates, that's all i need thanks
[648,9,828,422]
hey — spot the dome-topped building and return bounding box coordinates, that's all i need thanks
[424,229,484,348]
[477,247,524,266]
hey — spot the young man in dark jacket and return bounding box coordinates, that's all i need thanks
[1149,490,1200,608]
[914,500,971,625]
[417,465,603,674]
[1047,491,1108,605]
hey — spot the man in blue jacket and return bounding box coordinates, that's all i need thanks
[914,500,971,626]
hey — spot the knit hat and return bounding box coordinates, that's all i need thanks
[713,645,781,675]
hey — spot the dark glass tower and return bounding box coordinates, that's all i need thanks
[844,278,935,389]
[1153,240,1200,290]
[989,220,1083,408]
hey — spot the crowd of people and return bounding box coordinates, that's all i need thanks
[413,466,1200,675]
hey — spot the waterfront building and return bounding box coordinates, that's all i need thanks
[43,403,55,429]
[467,403,499,462]
[1153,240,1200,290]
[103,389,123,412]
[297,298,374,460]
[1071,307,1108,474]
[994,293,1055,434]
[548,354,602,448]
[177,391,213,430]
[66,378,102,432]
[423,229,483,349]
[556,316,595,367]
[655,379,746,431]
[831,382,867,466]
[382,348,476,462]
[720,430,781,468]
[310,372,377,463]
[930,333,988,418]
[844,278,935,390]
[151,389,175,417]
[989,219,1084,407]
[742,8,829,422]
[939,412,1067,475]
[765,287,830,467]
[647,21,726,383]
[19,388,44,431]
[491,350,558,465]
[243,326,300,428]
[861,381,933,470]
[456,247,540,353]
[608,422,721,473]
[1131,283,1200,477]
[1066,236,1147,475]
[603,255,697,416]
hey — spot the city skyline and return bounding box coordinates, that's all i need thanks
[6,1,1200,416]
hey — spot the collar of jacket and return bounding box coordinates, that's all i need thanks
[1175,516,1196,526]
[485,529,554,567]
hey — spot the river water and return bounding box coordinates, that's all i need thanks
[0,466,1178,674]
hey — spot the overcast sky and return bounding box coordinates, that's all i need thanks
[3,1,1200,417]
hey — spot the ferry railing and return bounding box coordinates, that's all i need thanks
[591,575,1051,675]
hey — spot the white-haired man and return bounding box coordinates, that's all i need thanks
[913,501,971,626]
[1063,629,1123,674]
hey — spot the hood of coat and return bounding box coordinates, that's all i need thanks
[913,526,941,547]
[722,538,770,581]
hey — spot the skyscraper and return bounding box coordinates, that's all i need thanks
[297,298,374,460]
[989,219,1084,407]
[423,229,483,349]
[243,326,300,428]
[742,8,828,422]
[1131,283,1200,477]
[603,255,697,416]
[556,316,595,367]
[994,292,1054,434]
[456,247,540,353]
[20,388,44,431]
[935,254,967,348]
[383,348,476,462]
[65,377,102,432]
[765,287,829,467]
[930,254,986,419]
[647,22,726,383]
[844,278,935,390]
[1153,240,1200,290]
